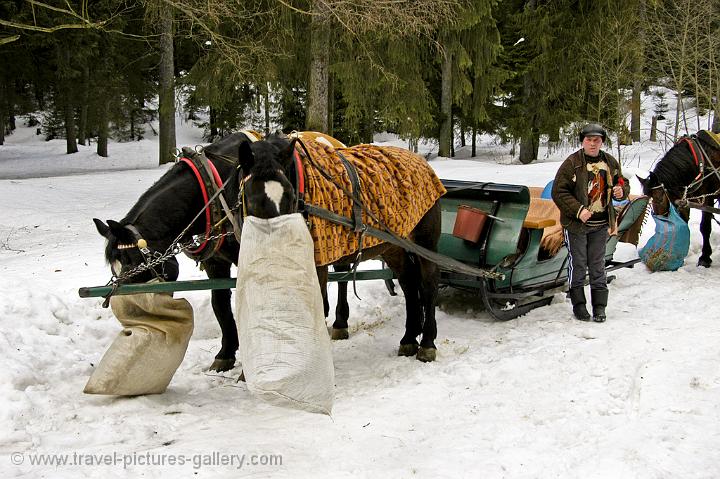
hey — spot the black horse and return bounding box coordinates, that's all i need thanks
[93,132,258,372]
[236,135,443,362]
[638,131,720,267]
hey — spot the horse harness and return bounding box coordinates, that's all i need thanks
[240,138,506,281]
[652,134,720,211]
[178,147,232,262]
[107,149,243,286]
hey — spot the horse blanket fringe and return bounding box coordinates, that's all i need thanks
[297,139,446,266]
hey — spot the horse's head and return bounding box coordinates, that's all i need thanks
[236,135,297,219]
[637,172,670,216]
[93,218,179,283]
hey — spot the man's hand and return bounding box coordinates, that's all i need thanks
[579,208,592,223]
[612,185,624,199]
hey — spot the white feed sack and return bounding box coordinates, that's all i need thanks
[236,213,334,415]
[84,290,194,396]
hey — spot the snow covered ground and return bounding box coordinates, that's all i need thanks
[1,103,719,478]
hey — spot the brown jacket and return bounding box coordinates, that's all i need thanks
[551,149,630,234]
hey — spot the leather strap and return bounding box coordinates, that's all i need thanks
[336,150,364,232]
[179,150,227,261]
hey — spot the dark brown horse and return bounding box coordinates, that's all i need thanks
[236,134,444,362]
[638,131,720,267]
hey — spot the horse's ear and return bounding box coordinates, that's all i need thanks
[93,218,111,238]
[636,174,647,186]
[238,140,254,173]
[279,139,296,169]
[106,220,128,238]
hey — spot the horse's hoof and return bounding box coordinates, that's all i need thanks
[416,347,437,363]
[331,328,349,340]
[398,343,419,357]
[698,258,712,268]
[209,358,235,372]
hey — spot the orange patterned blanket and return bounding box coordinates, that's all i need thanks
[296,139,446,266]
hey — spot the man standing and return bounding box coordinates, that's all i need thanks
[552,123,629,322]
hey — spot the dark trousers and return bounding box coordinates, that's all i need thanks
[564,227,609,290]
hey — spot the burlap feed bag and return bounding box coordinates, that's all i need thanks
[236,214,334,415]
[84,290,194,396]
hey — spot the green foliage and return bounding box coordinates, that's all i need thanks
[275,85,306,134]
[0,0,705,158]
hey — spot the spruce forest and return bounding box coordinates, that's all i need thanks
[0,0,718,165]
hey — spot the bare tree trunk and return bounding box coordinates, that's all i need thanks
[519,129,539,164]
[519,71,539,164]
[130,105,136,141]
[673,91,682,140]
[471,127,476,157]
[306,1,330,133]
[327,73,334,136]
[255,86,261,114]
[209,106,218,139]
[713,105,720,133]
[408,137,418,153]
[438,48,452,158]
[263,83,270,135]
[57,41,78,154]
[97,98,109,157]
[63,97,78,154]
[0,78,5,145]
[77,66,89,146]
[631,81,641,142]
[650,115,658,141]
[158,7,176,164]
[680,93,689,136]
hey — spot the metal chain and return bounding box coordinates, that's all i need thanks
[109,230,235,286]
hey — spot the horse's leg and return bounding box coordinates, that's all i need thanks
[415,256,440,362]
[204,259,238,372]
[383,248,423,357]
[413,203,441,362]
[698,200,713,267]
[331,264,350,340]
[316,265,330,317]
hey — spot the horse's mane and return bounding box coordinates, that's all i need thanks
[204,132,248,165]
[652,141,699,190]
[122,164,190,225]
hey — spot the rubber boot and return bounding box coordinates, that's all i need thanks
[568,287,591,321]
[591,289,608,323]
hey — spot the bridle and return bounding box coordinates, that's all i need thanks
[647,182,671,216]
[237,143,306,221]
